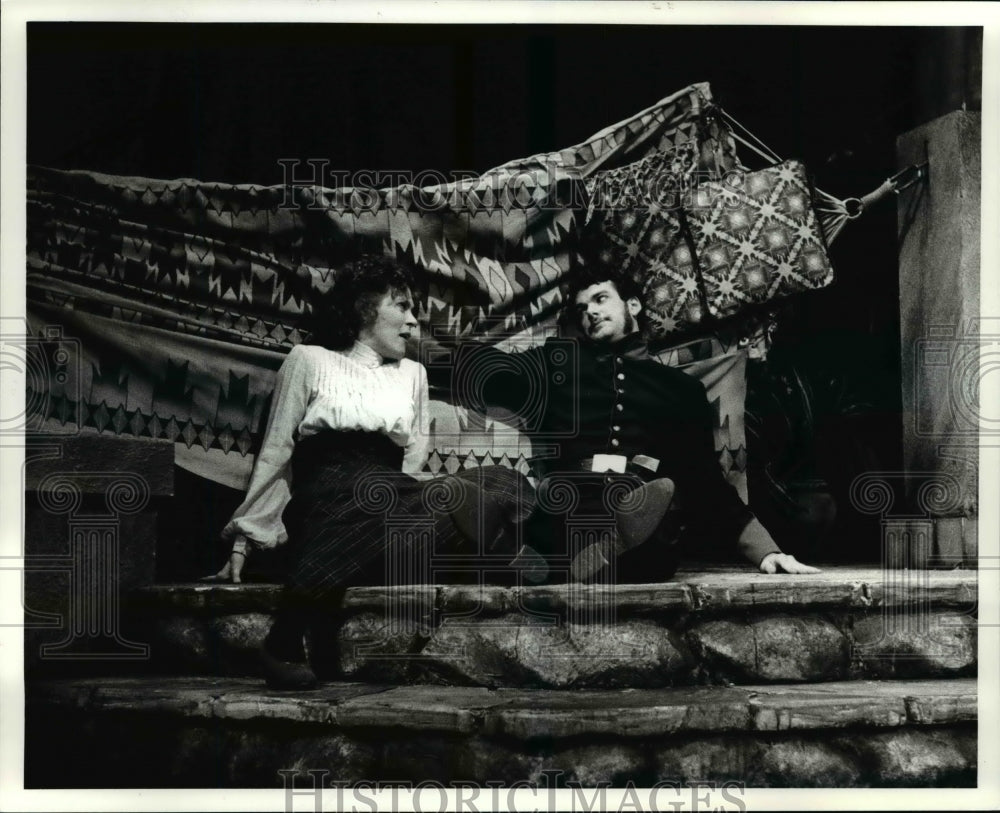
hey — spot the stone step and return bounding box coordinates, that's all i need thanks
[26,675,977,787]
[126,567,978,688]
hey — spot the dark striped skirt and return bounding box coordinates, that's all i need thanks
[281,430,534,596]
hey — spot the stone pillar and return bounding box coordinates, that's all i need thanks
[897,110,981,566]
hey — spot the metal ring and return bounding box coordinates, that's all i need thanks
[844,197,865,220]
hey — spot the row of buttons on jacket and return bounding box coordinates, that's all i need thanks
[609,356,625,449]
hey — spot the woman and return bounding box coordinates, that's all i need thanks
[210,255,536,689]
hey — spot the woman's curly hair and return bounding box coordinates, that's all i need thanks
[307,255,420,351]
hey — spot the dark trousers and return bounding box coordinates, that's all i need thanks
[526,469,682,584]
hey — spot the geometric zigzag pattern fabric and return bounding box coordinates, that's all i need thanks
[23,82,755,496]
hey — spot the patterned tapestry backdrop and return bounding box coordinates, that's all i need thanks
[25,82,758,494]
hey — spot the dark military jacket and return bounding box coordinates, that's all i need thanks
[430,333,764,556]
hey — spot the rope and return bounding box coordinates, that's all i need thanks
[717,107,929,245]
[726,122,851,242]
[720,109,783,164]
[812,191,851,244]
[841,163,929,220]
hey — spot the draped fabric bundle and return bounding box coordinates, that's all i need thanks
[25,82,804,501]
[583,100,741,339]
[685,160,835,320]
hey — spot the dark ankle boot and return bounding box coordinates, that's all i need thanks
[613,477,675,552]
[261,609,318,690]
[508,542,549,584]
[442,475,505,549]
[571,478,676,582]
[260,649,318,690]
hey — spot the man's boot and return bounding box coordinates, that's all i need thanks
[571,477,675,582]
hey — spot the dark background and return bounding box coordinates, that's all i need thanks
[27,23,983,566]
[27,24,980,185]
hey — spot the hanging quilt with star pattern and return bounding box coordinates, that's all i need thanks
[24,82,823,501]
[684,160,835,319]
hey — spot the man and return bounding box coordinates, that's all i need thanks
[425,262,819,582]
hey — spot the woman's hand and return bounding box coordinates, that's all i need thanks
[759,552,822,574]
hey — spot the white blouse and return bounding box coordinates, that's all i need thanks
[222,341,430,550]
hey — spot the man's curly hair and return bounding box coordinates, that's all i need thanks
[307,255,419,351]
[560,244,643,334]
[563,259,642,306]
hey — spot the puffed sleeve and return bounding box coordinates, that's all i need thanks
[221,344,313,549]
[402,361,431,477]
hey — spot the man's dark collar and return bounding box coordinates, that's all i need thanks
[584,332,650,361]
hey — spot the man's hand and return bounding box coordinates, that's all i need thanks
[759,552,821,575]
[200,549,247,583]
